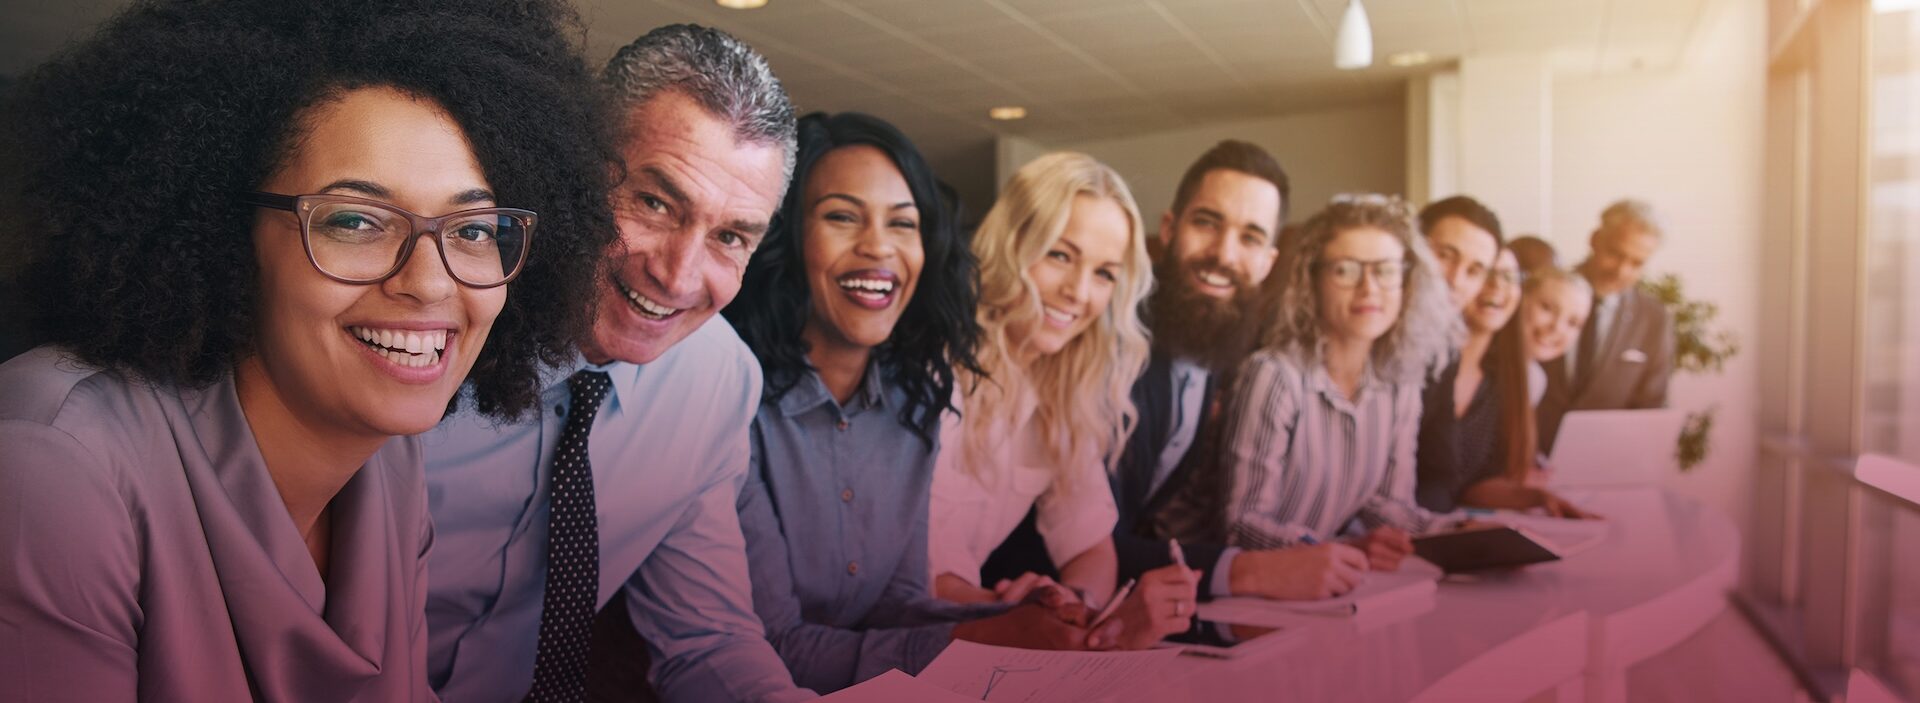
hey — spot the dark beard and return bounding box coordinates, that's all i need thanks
[1146,252,1261,373]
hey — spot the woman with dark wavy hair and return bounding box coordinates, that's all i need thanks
[0,0,618,699]
[725,112,1089,693]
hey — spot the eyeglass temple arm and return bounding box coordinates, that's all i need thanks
[237,191,298,211]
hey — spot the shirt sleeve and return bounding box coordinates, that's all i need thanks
[738,427,961,694]
[1359,383,1448,534]
[414,473,442,703]
[1208,547,1242,599]
[1632,300,1677,409]
[1034,450,1121,570]
[626,415,815,703]
[0,421,141,703]
[1222,355,1319,549]
[926,443,983,588]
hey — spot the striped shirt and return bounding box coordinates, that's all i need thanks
[1223,349,1442,549]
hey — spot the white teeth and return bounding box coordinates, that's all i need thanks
[618,280,680,319]
[1044,306,1076,325]
[349,326,450,360]
[374,346,441,368]
[837,277,895,294]
[1199,271,1231,287]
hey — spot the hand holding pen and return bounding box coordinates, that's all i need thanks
[1083,540,1201,650]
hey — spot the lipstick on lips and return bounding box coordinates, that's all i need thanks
[836,269,900,311]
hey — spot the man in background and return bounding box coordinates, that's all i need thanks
[1537,199,1676,452]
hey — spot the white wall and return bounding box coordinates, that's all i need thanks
[997,102,1407,231]
[1459,54,1555,237]
[1547,0,1764,528]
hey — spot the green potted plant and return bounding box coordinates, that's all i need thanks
[1640,273,1739,471]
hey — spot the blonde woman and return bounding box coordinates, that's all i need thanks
[928,153,1197,650]
[1222,195,1460,571]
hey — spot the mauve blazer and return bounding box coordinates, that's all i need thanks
[0,347,435,702]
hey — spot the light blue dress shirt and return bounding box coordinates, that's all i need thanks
[739,363,996,694]
[421,318,810,703]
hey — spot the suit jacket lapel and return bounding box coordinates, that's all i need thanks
[1595,289,1643,390]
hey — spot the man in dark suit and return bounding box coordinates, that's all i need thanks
[1537,199,1677,452]
[983,141,1370,602]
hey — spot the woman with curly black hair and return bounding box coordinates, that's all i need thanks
[723,113,1091,692]
[0,0,618,699]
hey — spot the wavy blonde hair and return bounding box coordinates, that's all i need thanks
[1259,194,1459,385]
[961,152,1153,488]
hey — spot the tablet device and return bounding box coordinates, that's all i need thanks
[1412,525,1563,573]
[1161,617,1290,659]
[1547,409,1685,487]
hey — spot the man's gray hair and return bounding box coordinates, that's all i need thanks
[1597,198,1663,239]
[604,24,797,181]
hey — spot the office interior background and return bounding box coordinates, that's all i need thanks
[2,0,1916,700]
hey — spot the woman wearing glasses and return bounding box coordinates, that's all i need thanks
[1416,248,1597,518]
[1218,196,1459,571]
[0,0,615,699]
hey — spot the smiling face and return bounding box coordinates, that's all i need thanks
[1463,249,1521,334]
[583,90,789,365]
[1317,226,1407,348]
[1425,214,1501,312]
[1521,275,1593,362]
[1011,194,1131,360]
[1582,225,1661,297]
[1159,169,1282,300]
[798,145,925,355]
[243,86,506,438]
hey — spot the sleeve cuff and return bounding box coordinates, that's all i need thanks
[1208,547,1241,599]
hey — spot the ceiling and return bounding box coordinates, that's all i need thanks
[0,0,1711,210]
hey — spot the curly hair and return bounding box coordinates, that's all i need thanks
[1258,195,1458,385]
[726,112,982,446]
[964,152,1152,489]
[0,0,620,419]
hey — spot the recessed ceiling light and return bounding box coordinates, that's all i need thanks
[989,106,1027,121]
[1387,51,1432,67]
[715,0,767,9]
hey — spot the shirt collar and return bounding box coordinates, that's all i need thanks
[1169,356,1209,381]
[1308,360,1378,412]
[548,352,643,414]
[772,357,889,417]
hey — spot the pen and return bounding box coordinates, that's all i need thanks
[1088,578,1136,630]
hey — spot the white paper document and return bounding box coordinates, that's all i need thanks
[915,640,1183,703]
[817,669,984,703]
[1199,557,1442,625]
[1486,514,1611,559]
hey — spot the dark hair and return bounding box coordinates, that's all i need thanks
[1507,235,1560,273]
[1168,139,1292,232]
[725,112,982,445]
[1417,195,1506,248]
[1486,306,1537,481]
[0,0,620,419]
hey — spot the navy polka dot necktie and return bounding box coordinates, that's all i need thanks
[526,370,610,703]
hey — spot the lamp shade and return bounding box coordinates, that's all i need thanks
[1335,0,1373,70]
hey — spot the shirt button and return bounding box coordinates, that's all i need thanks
[836,419,849,431]
[847,561,860,575]
[841,488,854,502]
[553,404,566,417]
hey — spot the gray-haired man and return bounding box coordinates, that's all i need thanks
[421,25,812,702]
[1537,198,1676,453]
